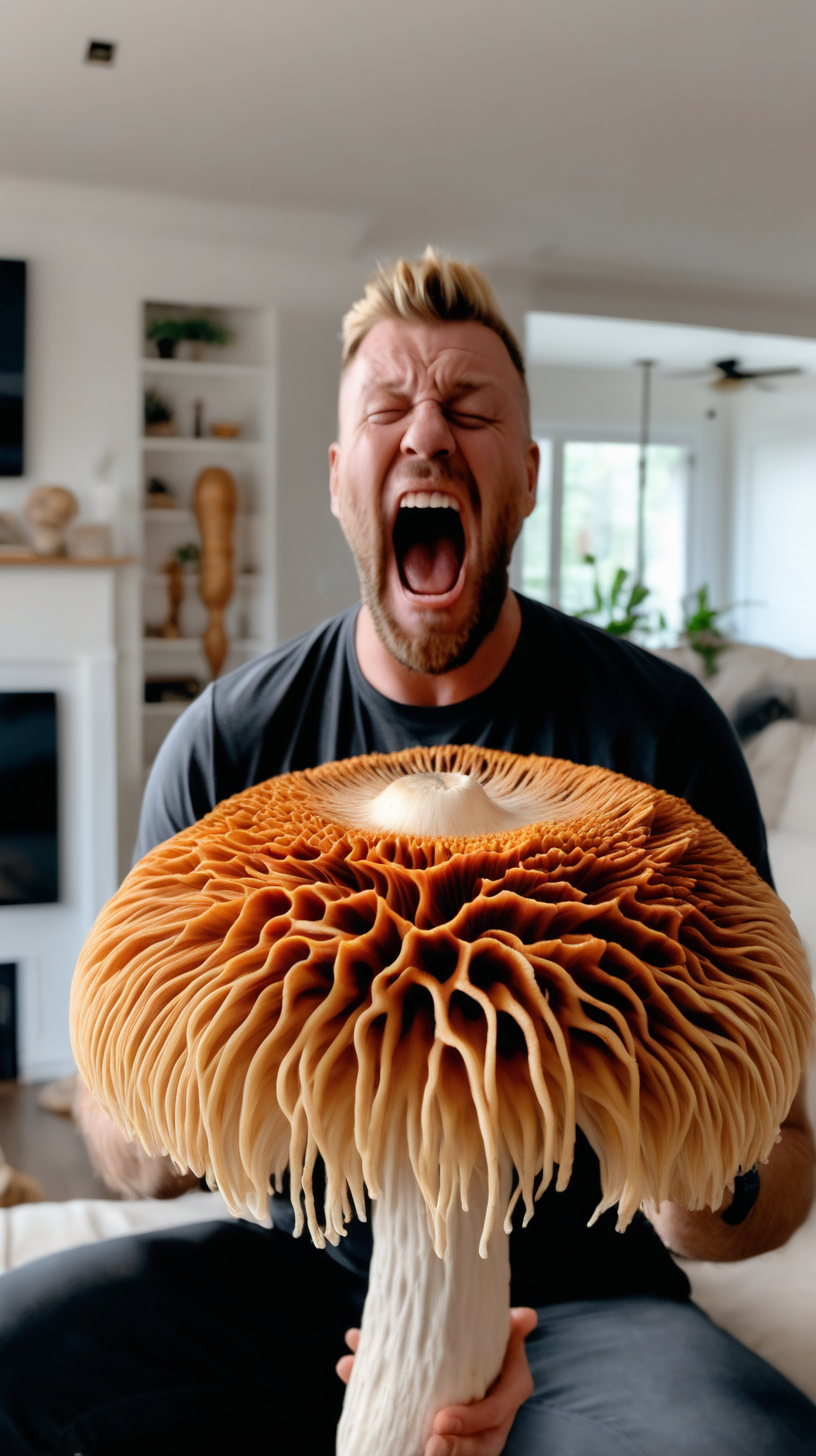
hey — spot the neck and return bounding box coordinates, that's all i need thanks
[355,590,522,708]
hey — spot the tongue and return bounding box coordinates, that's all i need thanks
[402,537,461,596]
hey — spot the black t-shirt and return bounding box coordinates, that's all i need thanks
[135,594,770,1306]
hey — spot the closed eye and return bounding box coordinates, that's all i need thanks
[444,409,494,429]
[366,408,409,425]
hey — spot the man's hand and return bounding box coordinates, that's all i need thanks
[336,1306,537,1456]
[645,1076,815,1262]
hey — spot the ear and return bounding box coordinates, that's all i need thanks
[523,439,540,519]
[329,441,342,521]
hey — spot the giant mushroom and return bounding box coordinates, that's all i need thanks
[71,746,814,1456]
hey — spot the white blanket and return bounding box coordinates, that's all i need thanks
[0,1188,235,1275]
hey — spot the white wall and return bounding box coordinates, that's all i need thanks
[523,364,733,613]
[0,176,367,1077]
[276,310,359,643]
[731,378,816,656]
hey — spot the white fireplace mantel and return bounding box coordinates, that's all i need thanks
[0,559,141,1080]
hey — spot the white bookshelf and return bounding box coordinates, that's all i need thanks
[140,300,275,770]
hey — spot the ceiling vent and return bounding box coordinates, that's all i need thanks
[85,40,117,65]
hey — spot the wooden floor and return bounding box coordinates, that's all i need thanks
[0,1080,114,1201]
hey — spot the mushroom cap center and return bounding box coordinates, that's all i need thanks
[360,771,522,838]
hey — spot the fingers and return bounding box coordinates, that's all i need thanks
[335,1327,361,1385]
[335,1354,355,1385]
[510,1307,538,1340]
[428,1306,538,1451]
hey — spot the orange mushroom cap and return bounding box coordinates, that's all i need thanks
[70,746,814,1250]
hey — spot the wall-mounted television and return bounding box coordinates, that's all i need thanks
[0,260,26,477]
[0,692,58,905]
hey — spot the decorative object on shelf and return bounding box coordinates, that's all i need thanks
[23,485,79,555]
[67,523,113,560]
[145,476,176,509]
[146,318,186,359]
[158,545,199,640]
[210,421,241,439]
[0,512,29,552]
[144,677,200,704]
[193,466,237,679]
[146,315,230,362]
[182,316,230,361]
[144,389,175,437]
[193,399,204,438]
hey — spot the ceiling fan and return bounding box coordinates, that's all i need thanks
[702,357,804,391]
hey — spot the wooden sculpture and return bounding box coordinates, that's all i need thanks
[70,745,814,1456]
[193,466,237,679]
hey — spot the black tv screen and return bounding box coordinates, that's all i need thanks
[0,260,26,476]
[0,692,58,904]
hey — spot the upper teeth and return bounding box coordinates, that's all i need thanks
[400,492,460,511]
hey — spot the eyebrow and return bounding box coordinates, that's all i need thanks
[364,376,494,401]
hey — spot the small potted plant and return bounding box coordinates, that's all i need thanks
[146,319,186,360]
[144,388,175,437]
[181,316,230,361]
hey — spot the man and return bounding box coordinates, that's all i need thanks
[1,250,814,1456]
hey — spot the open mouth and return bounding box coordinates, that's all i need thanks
[393,492,466,597]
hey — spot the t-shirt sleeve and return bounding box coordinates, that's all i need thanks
[653,674,773,885]
[133,686,219,863]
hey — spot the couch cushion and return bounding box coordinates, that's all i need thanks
[743,721,815,830]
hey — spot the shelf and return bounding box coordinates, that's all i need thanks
[0,553,136,567]
[140,299,273,733]
[142,509,260,522]
[141,437,262,454]
[143,701,192,717]
[143,636,265,654]
[143,508,195,521]
[142,359,267,379]
[143,570,260,586]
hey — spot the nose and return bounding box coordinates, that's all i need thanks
[400,400,455,460]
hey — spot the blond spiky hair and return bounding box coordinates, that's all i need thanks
[341,247,526,383]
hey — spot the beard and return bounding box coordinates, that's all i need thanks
[343,467,520,677]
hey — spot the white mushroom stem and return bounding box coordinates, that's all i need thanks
[336,1139,512,1456]
[333,771,519,1455]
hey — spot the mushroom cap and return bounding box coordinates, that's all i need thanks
[71,746,813,1250]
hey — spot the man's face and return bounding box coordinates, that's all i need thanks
[329,318,539,676]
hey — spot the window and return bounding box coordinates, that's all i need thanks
[521,438,689,636]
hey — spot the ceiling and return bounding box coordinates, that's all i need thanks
[3,0,816,312]
[525,314,816,372]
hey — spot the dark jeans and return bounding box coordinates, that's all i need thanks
[0,1219,814,1455]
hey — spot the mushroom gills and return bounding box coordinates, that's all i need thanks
[336,1142,512,1456]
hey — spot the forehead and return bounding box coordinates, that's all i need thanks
[343,317,523,402]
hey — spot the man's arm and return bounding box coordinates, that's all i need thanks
[646,1077,815,1262]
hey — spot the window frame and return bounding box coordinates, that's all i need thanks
[516,423,698,614]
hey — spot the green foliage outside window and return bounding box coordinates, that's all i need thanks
[573,555,666,640]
